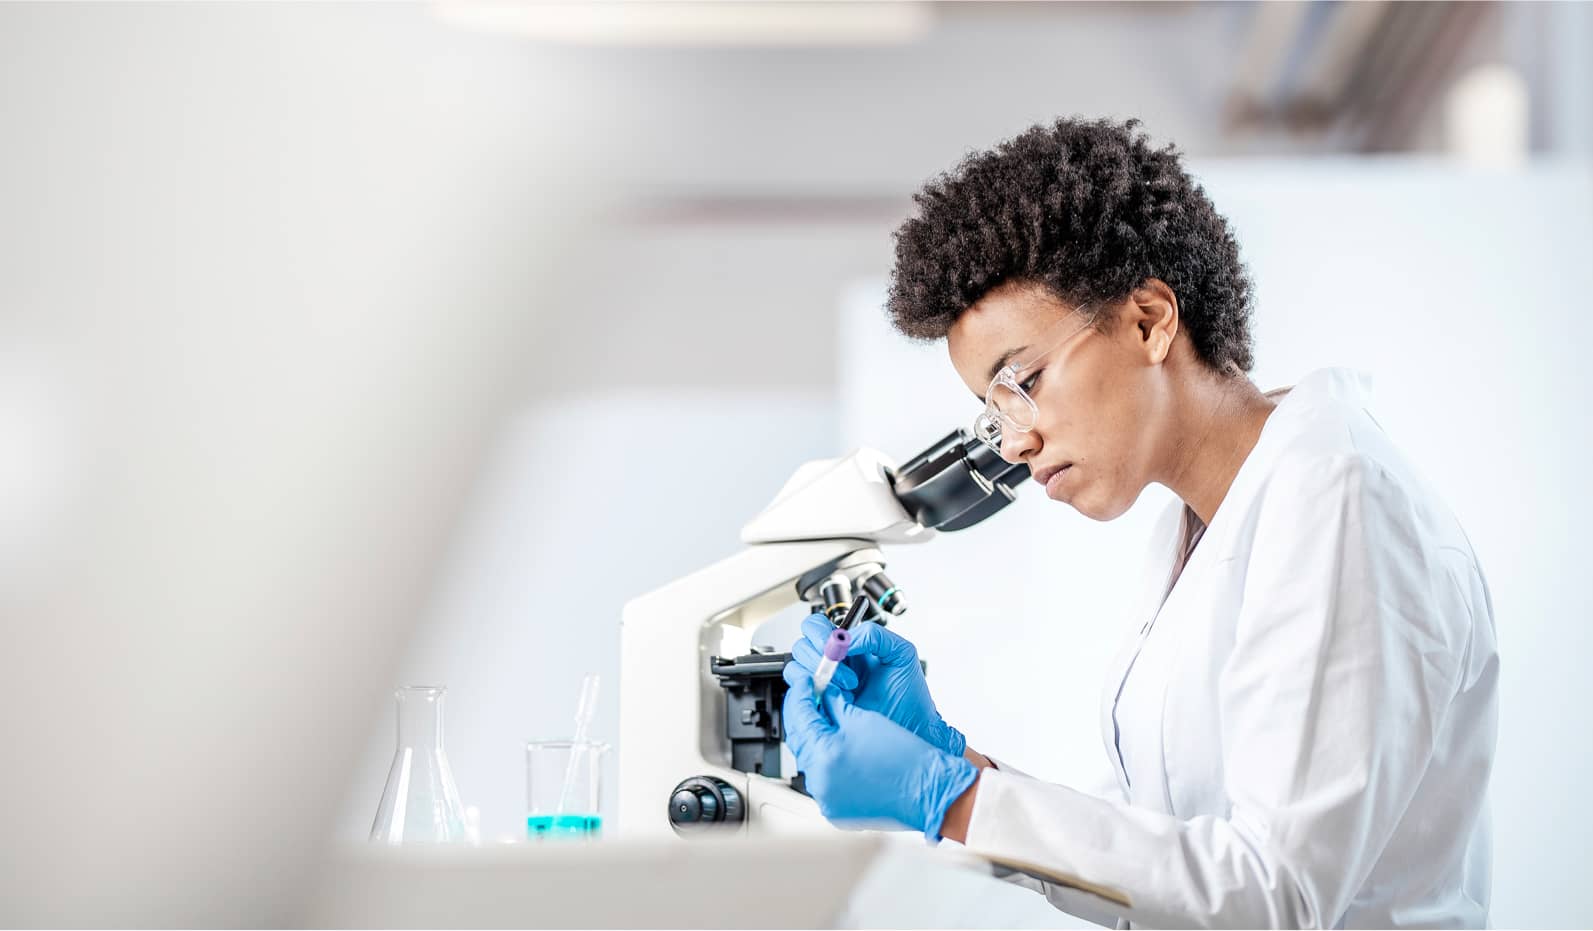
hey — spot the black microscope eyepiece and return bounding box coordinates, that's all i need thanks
[890,429,1030,532]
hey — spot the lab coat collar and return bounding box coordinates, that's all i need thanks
[1279,367,1374,407]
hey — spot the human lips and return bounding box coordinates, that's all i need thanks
[1031,462,1073,488]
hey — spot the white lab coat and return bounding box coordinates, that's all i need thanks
[962,368,1499,928]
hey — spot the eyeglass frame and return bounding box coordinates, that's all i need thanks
[972,305,1098,455]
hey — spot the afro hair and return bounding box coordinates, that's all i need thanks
[887,117,1256,375]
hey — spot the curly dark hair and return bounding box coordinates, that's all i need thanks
[887,117,1255,375]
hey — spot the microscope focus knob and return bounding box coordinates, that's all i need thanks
[667,776,743,834]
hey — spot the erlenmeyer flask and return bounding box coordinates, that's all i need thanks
[370,685,467,844]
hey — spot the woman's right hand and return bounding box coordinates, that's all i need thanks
[786,613,966,757]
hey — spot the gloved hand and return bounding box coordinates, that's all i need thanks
[781,663,977,839]
[788,613,966,757]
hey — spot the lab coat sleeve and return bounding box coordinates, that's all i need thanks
[980,757,1127,929]
[961,453,1461,928]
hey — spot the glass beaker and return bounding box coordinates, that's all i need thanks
[526,739,608,840]
[370,686,468,845]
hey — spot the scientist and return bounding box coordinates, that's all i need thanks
[782,117,1498,929]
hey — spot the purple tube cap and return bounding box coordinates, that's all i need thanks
[823,628,850,662]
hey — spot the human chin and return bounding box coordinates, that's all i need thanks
[1064,475,1136,522]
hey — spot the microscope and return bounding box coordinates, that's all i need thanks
[617,429,1029,838]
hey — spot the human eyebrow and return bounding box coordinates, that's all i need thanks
[986,346,1027,383]
[974,345,1028,404]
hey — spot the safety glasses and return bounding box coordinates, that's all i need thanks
[971,308,1095,455]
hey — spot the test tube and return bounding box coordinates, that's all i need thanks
[811,627,850,701]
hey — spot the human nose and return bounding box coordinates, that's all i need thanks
[999,425,1039,464]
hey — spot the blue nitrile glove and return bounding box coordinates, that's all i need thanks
[788,613,966,757]
[781,662,977,838]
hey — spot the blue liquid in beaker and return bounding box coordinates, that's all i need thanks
[527,813,602,839]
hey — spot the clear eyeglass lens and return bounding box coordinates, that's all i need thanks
[989,381,1036,430]
[974,412,1003,449]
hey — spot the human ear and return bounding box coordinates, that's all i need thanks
[1131,280,1179,365]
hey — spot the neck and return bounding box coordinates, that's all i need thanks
[1157,369,1276,527]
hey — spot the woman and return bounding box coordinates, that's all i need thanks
[782,118,1498,928]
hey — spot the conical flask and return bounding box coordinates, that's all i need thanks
[370,685,467,844]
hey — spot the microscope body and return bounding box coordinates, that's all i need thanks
[617,432,1027,838]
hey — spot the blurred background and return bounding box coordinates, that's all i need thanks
[2,1,1590,927]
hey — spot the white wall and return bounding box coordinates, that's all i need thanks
[543,3,1243,193]
[838,160,1593,928]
